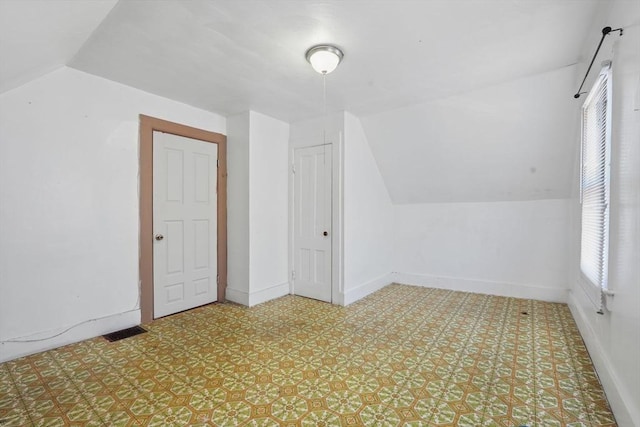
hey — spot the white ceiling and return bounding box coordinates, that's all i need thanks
[69,0,602,122]
[1,0,609,203]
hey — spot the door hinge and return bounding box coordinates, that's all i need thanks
[217,159,220,168]
[292,164,296,174]
[216,274,220,285]
[291,270,296,281]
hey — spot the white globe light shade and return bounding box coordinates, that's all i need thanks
[305,45,344,74]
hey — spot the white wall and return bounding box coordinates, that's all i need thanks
[249,112,289,299]
[226,111,289,306]
[0,66,225,362]
[289,113,345,145]
[356,50,580,307]
[226,112,251,297]
[568,1,640,424]
[394,200,571,302]
[342,112,394,304]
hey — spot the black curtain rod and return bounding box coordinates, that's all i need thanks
[574,26,623,99]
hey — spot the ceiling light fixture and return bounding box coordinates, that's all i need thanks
[305,45,344,74]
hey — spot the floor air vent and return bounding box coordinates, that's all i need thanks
[103,326,147,342]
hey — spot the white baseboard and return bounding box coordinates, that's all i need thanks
[0,309,140,363]
[393,272,569,303]
[225,282,290,307]
[248,282,290,307]
[342,273,395,306]
[568,291,637,427]
[225,287,249,306]
[332,292,345,306]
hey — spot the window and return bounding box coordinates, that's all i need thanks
[580,64,611,304]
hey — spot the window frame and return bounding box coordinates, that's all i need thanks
[579,63,612,305]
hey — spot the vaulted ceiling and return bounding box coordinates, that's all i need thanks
[0,0,610,203]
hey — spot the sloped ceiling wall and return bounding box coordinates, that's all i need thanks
[0,0,117,93]
[361,65,581,204]
[0,0,608,204]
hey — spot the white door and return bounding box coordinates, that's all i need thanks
[293,144,332,302]
[153,131,218,318]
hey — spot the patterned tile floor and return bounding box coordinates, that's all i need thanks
[1,284,616,426]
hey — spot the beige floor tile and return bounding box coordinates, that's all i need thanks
[0,284,617,426]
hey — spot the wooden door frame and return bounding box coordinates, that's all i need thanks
[139,114,227,324]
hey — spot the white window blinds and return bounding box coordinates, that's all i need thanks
[580,65,611,304]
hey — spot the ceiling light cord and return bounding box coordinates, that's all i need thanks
[323,72,327,146]
[305,44,343,163]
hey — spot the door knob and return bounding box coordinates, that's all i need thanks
[323,231,328,236]
[155,234,164,241]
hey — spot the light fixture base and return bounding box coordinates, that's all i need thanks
[305,44,344,74]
